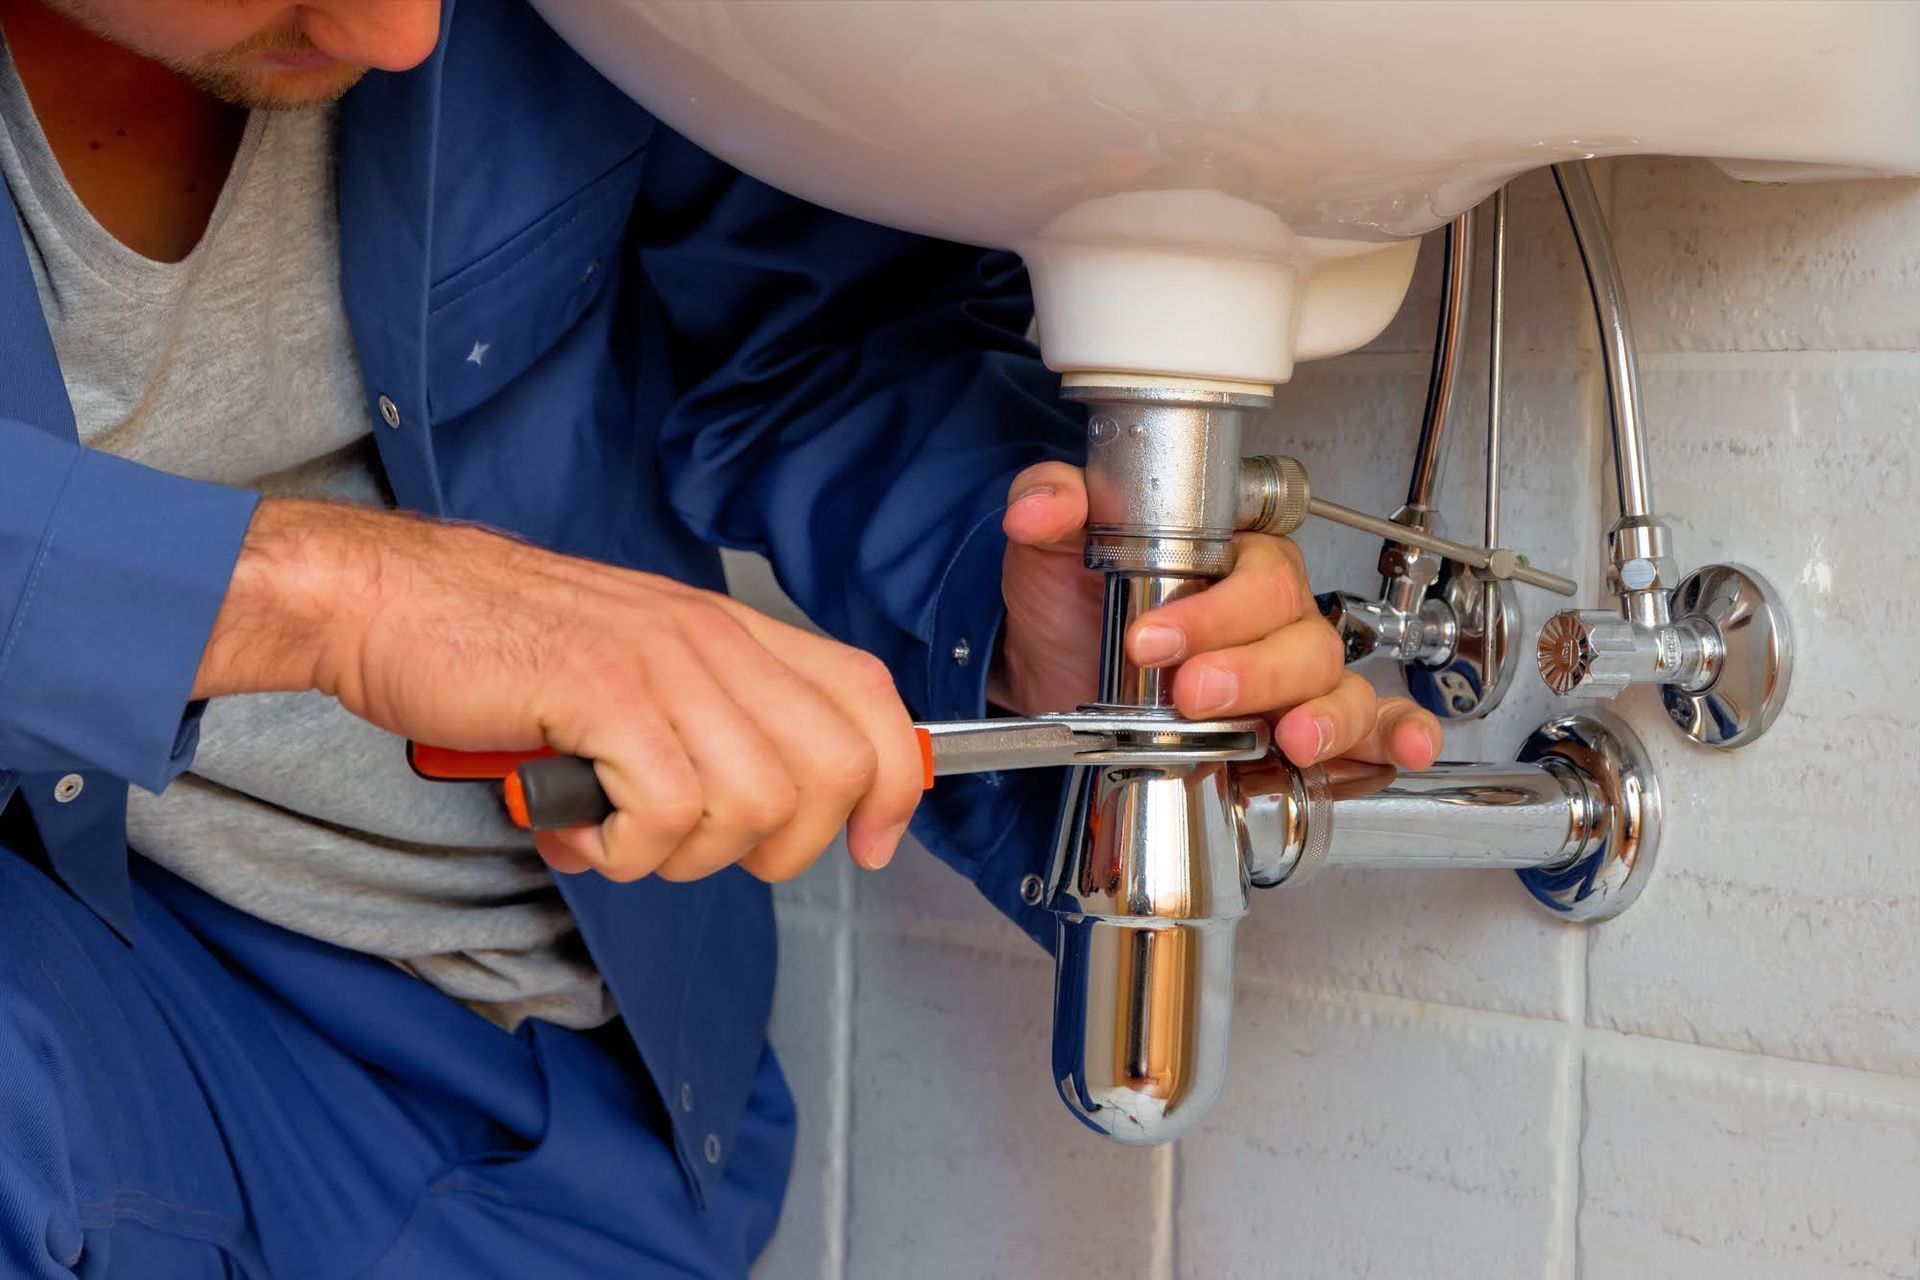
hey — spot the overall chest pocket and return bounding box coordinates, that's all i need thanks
[424,148,649,425]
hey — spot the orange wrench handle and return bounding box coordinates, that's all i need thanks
[408,731,937,830]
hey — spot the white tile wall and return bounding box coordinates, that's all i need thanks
[845,930,1160,1280]
[1176,994,1563,1279]
[1579,1042,1920,1280]
[746,156,1920,1278]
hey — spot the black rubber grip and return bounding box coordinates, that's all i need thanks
[516,756,614,830]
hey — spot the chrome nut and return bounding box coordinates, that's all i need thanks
[1537,610,1640,698]
[1605,519,1679,597]
[1607,553,1679,597]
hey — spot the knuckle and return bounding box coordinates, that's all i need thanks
[649,789,705,844]
[685,770,797,851]
[1273,535,1308,577]
[815,736,879,796]
[843,650,898,699]
[744,842,816,885]
[595,836,660,884]
[675,598,734,640]
[1343,676,1380,720]
[1374,691,1416,719]
[578,652,644,705]
[730,777,800,840]
[1261,556,1304,620]
[1308,622,1347,686]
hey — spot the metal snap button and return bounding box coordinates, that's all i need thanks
[679,1082,695,1113]
[377,395,401,429]
[951,638,971,666]
[53,774,83,804]
[703,1132,722,1165]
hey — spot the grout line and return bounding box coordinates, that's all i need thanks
[1637,349,1920,374]
[1237,955,1920,1113]
[826,917,854,1280]
[1581,1025,1920,1110]
[772,900,854,932]
[1150,1143,1176,1280]
[826,899,1920,1105]
[1545,926,1589,1280]
[1231,969,1572,1044]
[1549,348,1605,1280]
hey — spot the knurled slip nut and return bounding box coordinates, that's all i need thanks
[1291,764,1334,884]
[1085,538,1234,576]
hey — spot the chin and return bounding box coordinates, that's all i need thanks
[196,64,370,111]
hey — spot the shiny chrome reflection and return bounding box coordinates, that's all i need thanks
[1045,713,1661,1144]
[1406,560,1519,721]
[1511,713,1662,921]
[1052,916,1236,1146]
[1046,760,1246,1144]
[1661,563,1792,750]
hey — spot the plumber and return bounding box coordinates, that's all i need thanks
[0,0,1441,1275]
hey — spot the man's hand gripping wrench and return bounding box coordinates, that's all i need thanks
[409,713,1270,830]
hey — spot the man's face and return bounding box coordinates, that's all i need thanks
[39,0,443,108]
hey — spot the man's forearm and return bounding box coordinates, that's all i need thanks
[192,498,385,701]
[183,495,928,879]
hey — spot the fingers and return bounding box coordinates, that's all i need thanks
[1169,613,1345,720]
[695,620,894,881]
[1329,695,1444,771]
[646,644,801,884]
[1127,534,1307,668]
[810,646,922,874]
[532,826,601,875]
[1001,460,1088,553]
[1273,670,1379,766]
[713,599,923,876]
[552,689,705,883]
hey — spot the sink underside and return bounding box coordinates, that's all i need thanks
[532,0,1920,384]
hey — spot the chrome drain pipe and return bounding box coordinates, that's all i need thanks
[1239,711,1660,923]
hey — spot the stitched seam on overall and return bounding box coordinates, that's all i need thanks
[73,1185,268,1280]
[427,143,648,311]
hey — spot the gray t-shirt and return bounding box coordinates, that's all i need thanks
[0,46,611,1030]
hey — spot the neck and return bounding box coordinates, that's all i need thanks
[0,0,246,262]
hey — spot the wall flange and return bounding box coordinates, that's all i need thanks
[1514,712,1662,922]
[1660,563,1792,750]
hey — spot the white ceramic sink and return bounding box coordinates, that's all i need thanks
[532,0,1920,389]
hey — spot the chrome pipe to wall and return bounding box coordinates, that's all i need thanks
[1552,162,1655,524]
[1048,386,1667,1148]
[1383,209,1476,620]
[1238,712,1660,923]
[1405,208,1477,512]
[1050,708,1660,1148]
[1318,198,1532,722]
[1486,187,1507,555]
[1539,163,1792,748]
[1269,762,1597,871]
[1483,186,1508,660]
